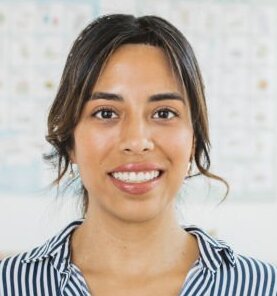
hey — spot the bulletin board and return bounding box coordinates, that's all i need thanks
[0,0,276,202]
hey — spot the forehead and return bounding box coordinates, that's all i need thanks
[105,43,171,69]
[93,44,183,93]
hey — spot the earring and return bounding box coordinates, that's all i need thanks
[68,162,75,179]
[186,161,192,176]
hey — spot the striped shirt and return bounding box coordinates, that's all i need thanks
[0,219,276,295]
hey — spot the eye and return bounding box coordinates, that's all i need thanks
[153,108,179,120]
[91,107,118,120]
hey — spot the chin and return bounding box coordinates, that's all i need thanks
[108,199,172,224]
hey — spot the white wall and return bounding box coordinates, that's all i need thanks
[184,201,277,265]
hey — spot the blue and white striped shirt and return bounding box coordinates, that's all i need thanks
[1,219,276,295]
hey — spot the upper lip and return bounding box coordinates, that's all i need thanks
[108,162,164,173]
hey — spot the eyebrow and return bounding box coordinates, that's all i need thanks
[90,92,185,103]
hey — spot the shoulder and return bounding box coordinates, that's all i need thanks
[184,225,277,295]
[0,219,84,295]
[0,250,44,295]
[0,251,29,277]
[0,247,55,294]
[232,254,277,294]
[209,253,277,295]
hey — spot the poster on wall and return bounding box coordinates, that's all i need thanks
[0,2,94,195]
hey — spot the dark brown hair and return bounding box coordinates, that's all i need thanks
[44,14,228,215]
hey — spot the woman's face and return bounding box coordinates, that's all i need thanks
[71,44,194,223]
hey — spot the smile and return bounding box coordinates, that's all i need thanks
[107,163,164,195]
[110,170,161,183]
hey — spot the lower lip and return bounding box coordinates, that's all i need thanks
[108,173,163,195]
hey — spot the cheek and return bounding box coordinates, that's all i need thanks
[158,127,193,160]
[74,127,118,163]
[74,128,119,191]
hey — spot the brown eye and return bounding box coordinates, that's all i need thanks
[92,108,118,119]
[153,108,178,120]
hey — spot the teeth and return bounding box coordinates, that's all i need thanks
[111,170,160,183]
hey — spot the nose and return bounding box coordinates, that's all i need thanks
[119,118,154,155]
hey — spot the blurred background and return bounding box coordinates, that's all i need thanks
[0,0,276,264]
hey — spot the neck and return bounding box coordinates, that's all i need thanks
[71,203,195,276]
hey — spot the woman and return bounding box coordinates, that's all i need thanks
[0,14,276,296]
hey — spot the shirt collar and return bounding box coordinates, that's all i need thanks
[21,219,236,274]
[184,225,236,273]
[21,219,84,266]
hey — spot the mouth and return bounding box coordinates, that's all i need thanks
[108,170,164,184]
[107,162,165,195]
